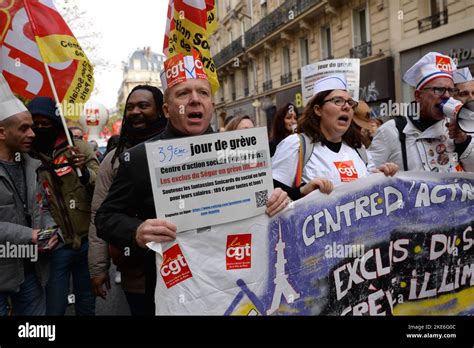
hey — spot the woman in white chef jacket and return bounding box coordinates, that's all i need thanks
[272,74,399,200]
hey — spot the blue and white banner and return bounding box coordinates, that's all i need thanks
[154,172,474,315]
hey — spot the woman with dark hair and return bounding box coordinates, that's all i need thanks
[88,85,167,315]
[269,103,298,157]
[272,74,398,201]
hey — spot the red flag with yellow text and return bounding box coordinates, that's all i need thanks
[163,0,219,94]
[0,0,94,120]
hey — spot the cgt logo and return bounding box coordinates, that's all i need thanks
[160,244,192,289]
[436,56,453,73]
[334,160,359,182]
[226,234,252,270]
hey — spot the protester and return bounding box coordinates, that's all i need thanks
[272,74,398,201]
[28,96,99,316]
[352,101,373,149]
[269,103,298,157]
[453,67,474,103]
[368,52,474,172]
[88,140,104,162]
[88,85,167,315]
[105,135,120,155]
[224,115,255,131]
[69,126,85,141]
[0,76,58,315]
[96,50,289,315]
[368,118,383,139]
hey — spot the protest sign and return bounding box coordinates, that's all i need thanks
[153,172,474,315]
[301,58,360,105]
[145,127,273,232]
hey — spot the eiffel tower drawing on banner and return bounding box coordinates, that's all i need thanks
[267,220,300,315]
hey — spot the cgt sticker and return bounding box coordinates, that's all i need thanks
[160,244,192,289]
[334,160,359,182]
[226,234,252,270]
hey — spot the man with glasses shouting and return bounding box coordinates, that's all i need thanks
[368,52,474,173]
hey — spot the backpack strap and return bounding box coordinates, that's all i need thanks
[394,116,408,171]
[294,133,315,187]
[355,146,368,165]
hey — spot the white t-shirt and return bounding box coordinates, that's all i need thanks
[272,134,370,187]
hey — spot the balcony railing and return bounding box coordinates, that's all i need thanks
[350,41,372,59]
[263,80,273,91]
[214,0,321,68]
[280,72,292,85]
[418,10,448,33]
[214,37,243,67]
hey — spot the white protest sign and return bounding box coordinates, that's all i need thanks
[301,58,360,105]
[145,127,274,232]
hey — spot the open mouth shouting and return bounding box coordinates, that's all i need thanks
[337,114,351,126]
[187,111,204,123]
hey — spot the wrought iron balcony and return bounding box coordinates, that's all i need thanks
[214,0,321,68]
[245,0,321,50]
[263,80,273,91]
[350,41,372,59]
[418,10,448,33]
[280,72,292,85]
[214,37,243,67]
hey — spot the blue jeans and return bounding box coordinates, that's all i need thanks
[0,271,46,316]
[46,239,95,315]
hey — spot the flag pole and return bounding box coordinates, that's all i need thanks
[22,0,82,176]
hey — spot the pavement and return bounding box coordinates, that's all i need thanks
[66,265,130,316]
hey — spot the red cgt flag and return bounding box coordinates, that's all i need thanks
[0,0,94,120]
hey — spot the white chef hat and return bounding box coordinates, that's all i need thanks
[453,67,473,85]
[403,52,456,90]
[313,74,348,96]
[0,74,27,122]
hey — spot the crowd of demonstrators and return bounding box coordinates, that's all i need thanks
[269,103,298,157]
[88,85,167,316]
[27,97,99,316]
[224,115,255,131]
[272,74,398,201]
[105,135,120,156]
[454,67,474,103]
[95,51,289,315]
[88,140,104,162]
[369,118,383,139]
[0,76,58,316]
[368,52,474,173]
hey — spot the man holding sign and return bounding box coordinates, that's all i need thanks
[96,50,288,314]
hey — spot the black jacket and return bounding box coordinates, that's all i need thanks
[95,124,214,315]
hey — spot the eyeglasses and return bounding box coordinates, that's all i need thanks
[422,87,460,96]
[322,97,359,109]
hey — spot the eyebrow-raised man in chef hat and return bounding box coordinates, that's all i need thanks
[368,52,474,172]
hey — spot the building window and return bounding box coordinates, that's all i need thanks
[300,37,309,67]
[133,59,141,70]
[418,0,448,33]
[230,74,236,101]
[320,26,332,60]
[264,56,271,82]
[243,68,250,97]
[261,0,267,17]
[353,5,370,47]
[282,47,291,74]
